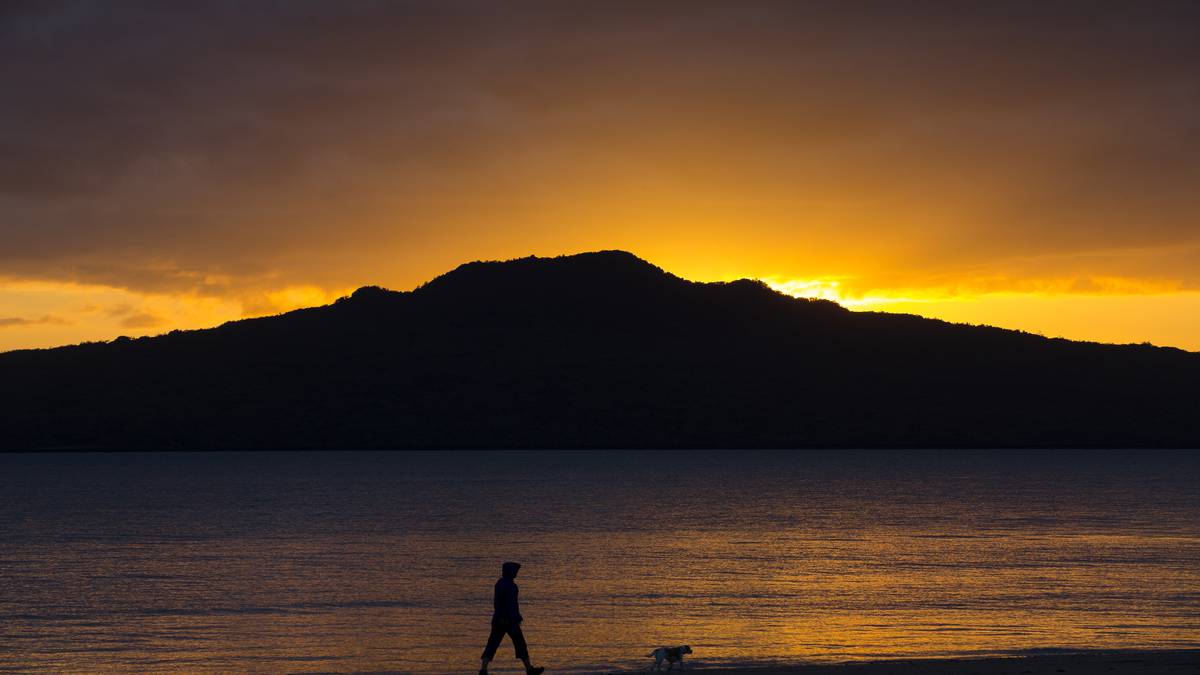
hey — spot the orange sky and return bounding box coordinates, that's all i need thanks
[2,3,1198,352]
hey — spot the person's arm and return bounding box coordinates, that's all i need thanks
[505,583,522,624]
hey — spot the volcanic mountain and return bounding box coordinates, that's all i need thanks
[2,251,1197,449]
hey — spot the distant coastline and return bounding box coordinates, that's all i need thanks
[3,251,1199,450]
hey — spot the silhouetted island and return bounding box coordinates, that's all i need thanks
[2,251,1198,450]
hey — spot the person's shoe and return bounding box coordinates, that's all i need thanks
[479,670,487,675]
[525,667,544,675]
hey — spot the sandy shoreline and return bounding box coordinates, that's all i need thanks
[605,651,1200,674]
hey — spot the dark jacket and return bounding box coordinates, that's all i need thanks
[492,561,523,625]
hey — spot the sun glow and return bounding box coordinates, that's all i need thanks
[761,277,849,304]
[761,275,1200,350]
[761,278,935,308]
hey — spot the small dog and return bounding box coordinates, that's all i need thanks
[648,645,692,671]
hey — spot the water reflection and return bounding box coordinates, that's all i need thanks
[1,450,1197,673]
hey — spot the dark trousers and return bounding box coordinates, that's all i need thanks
[481,621,529,661]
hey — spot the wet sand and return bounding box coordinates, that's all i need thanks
[627,651,1200,674]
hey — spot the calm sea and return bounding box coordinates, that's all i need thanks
[1,450,1197,673]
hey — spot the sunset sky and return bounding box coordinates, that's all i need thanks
[3,1,1199,352]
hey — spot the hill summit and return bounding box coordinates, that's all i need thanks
[1,251,1197,449]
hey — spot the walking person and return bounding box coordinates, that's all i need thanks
[480,561,544,675]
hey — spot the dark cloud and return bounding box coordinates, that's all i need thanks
[1,1,1199,294]
[119,312,166,328]
[0,315,71,328]
[101,302,166,328]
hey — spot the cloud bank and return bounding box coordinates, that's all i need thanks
[2,1,1199,349]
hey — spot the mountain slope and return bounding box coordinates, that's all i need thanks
[2,251,1197,449]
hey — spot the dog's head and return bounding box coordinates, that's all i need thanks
[678,645,692,655]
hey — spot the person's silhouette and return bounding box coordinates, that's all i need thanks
[480,561,544,675]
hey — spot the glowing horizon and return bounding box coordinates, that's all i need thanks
[3,253,1198,353]
[761,276,1200,350]
[2,4,1198,354]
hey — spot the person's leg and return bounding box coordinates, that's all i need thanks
[480,623,506,673]
[507,624,542,674]
[509,624,529,662]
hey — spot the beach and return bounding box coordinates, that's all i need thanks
[644,651,1200,675]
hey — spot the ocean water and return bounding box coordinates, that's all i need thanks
[1,450,1197,673]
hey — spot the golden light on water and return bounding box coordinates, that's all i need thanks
[6,450,1198,672]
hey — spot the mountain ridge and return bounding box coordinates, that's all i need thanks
[2,251,1197,449]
